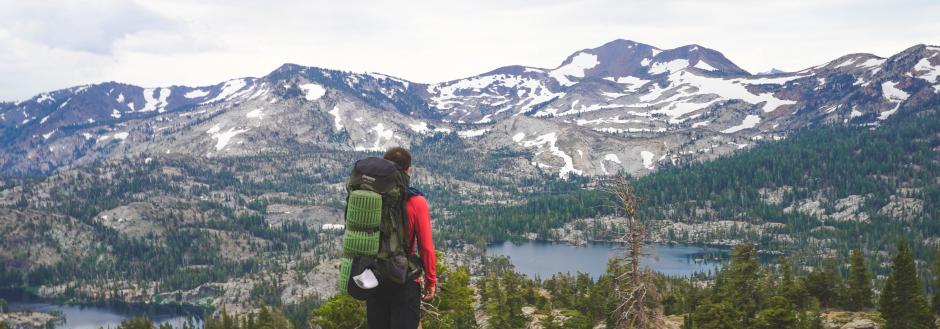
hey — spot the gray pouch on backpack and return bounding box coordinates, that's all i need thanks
[384,255,409,285]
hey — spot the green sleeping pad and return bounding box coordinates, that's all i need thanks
[342,230,380,256]
[338,257,352,294]
[346,190,382,229]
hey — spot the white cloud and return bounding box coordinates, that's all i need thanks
[0,0,178,54]
[0,0,938,101]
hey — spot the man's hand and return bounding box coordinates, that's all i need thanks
[422,283,436,301]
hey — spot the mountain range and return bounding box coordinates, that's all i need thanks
[2,39,939,178]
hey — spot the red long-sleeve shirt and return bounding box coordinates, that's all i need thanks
[405,195,437,287]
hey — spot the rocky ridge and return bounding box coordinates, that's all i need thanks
[1,41,938,179]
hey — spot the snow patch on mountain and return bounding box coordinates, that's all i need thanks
[879,105,900,120]
[111,109,122,119]
[881,81,909,101]
[574,116,644,126]
[850,108,864,118]
[604,76,650,92]
[328,106,343,130]
[860,58,885,68]
[409,121,429,134]
[834,58,858,69]
[535,102,625,117]
[640,151,655,170]
[212,127,249,151]
[694,60,717,71]
[914,56,940,83]
[692,121,710,127]
[355,123,395,152]
[246,108,264,120]
[435,75,514,95]
[300,83,326,101]
[457,128,488,138]
[206,124,221,135]
[519,132,582,178]
[648,59,690,75]
[604,154,621,164]
[431,74,558,113]
[549,52,600,86]
[204,79,248,104]
[140,88,171,113]
[185,89,210,98]
[36,94,54,104]
[367,73,410,89]
[722,115,761,133]
[878,81,908,120]
[663,71,797,115]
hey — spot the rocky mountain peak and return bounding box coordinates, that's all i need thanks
[549,39,660,84]
[648,44,750,76]
[548,40,750,86]
[884,44,940,75]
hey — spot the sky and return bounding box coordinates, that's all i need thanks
[0,0,937,101]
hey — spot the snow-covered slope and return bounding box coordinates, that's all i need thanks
[2,41,939,178]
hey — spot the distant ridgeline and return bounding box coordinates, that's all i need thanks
[446,104,940,269]
[0,84,937,324]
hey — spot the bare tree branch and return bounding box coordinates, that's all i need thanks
[607,176,665,329]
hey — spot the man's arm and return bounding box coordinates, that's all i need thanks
[412,196,438,292]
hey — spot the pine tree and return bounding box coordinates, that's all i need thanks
[776,257,811,310]
[483,270,527,329]
[116,317,156,329]
[932,248,940,315]
[879,239,935,329]
[255,305,293,329]
[722,243,762,326]
[424,266,477,329]
[777,257,795,298]
[846,249,873,311]
[691,302,742,329]
[310,295,366,329]
[754,296,798,329]
[797,305,826,329]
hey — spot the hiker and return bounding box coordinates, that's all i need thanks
[365,147,438,329]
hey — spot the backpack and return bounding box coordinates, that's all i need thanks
[338,157,422,298]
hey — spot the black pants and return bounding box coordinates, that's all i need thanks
[366,280,421,329]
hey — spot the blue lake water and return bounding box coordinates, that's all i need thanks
[486,241,728,279]
[5,301,202,329]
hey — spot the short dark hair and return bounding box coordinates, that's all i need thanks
[383,147,411,170]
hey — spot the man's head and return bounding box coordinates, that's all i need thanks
[383,147,412,173]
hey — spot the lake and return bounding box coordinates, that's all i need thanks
[3,300,202,329]
[486,241,729,279]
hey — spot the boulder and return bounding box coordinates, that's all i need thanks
[841,318,878,329]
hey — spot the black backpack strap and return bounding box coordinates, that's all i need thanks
[401,185,413,252]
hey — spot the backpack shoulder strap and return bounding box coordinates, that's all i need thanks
[403,187,426,250]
